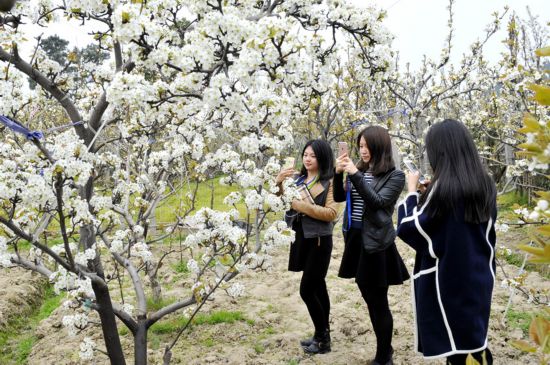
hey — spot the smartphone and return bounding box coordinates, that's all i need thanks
[403,160,427,184]
[338,141,349,157]
[282,157,296,170]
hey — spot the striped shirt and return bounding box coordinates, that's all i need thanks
[350,172,374,223]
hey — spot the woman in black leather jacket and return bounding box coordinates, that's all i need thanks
[334,126,409,365]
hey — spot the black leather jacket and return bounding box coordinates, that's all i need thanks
[333,168,405,253]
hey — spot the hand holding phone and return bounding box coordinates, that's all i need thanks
[282,157,296,170]
[403,160,427,184]
[337,141,348,157]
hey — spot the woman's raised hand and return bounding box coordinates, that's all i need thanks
[276,167,297,184]
[335,154,347,174]
[336,154,358,175]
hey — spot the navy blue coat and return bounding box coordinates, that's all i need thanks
[396,192,496,359]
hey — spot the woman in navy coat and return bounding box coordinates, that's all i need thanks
[396,119,497,365]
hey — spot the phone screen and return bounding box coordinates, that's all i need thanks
[404,160,426,184]
[338,142,348,156]
[282,157,296,170]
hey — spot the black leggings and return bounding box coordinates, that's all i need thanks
[299,237,332,335]
[447,349,493,365]
[358,284,393,363]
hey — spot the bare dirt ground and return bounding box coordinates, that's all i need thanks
[3,233,542,365]
[0,267,44,330]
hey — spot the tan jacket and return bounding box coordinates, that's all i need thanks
[292,180,339,222]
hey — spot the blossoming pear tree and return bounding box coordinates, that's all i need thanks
[0,0,392,363]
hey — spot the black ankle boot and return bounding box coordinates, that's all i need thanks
[300,327,330,348]
[370,348,394,365]
[303,330,331,354]
[300,336,315,347]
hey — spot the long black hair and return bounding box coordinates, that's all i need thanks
[299,139,334,181]
[420,119,496,223]
[356,125,395,176]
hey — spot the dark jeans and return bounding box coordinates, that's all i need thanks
[447,349,493,364]
[299,236,332,335]
[358,284,393,363]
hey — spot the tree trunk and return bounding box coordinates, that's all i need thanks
[146,261,162,302]
[92,281,127,365]
[80,179,126,364]
[134,321,148,365]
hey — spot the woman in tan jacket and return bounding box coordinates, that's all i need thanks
[276,139,338,355]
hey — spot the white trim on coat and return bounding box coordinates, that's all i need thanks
[421,339,489,359]
[435,261,457,352]
[485,217,495,281]
[412,266,436,279]
[397,191,419,211]
[411,270,419,354]
[399,188,434,225]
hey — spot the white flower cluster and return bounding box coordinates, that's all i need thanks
[74,244,97,267]
[495,221,510,233]
[109,229,129,254]
[50,268,94,298]
[186,259,201,275]
[0,237,14,267]
[79,337,96,361]
[263,220,295,248]
[62,313,89,336]
[183,208,245,249]
[131,242,153,263]
[226,282,246,298]
[223,192,243,206]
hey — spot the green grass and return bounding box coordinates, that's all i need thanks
[155,176,247,223]
[193,310,245,325]
[499,248,550,279]
[172,260,190,274]
[506,309,532,336]
[253,342,266,354]
[149,310,248,335]
[0,285,63,365]
[202,337,214,347]
[147,296,177,312]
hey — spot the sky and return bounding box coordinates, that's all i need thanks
[22,0,550,68]
[361,0,550,68]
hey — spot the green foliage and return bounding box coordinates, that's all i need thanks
[498,191,531,211]
[40,35,69,65]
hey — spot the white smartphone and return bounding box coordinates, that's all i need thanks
[338,141,349,157]
[403,160,427,184]
[282,157,296,170]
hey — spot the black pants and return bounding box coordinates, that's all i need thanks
[358,284,393,363]
[299,237,332,335]
[447,349,493,365]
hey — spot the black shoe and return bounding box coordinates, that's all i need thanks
[303,339,331,354]
[370,348,394,365]
[303,330,331,354]
[369,360,393,365]
[300,337,315,347]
